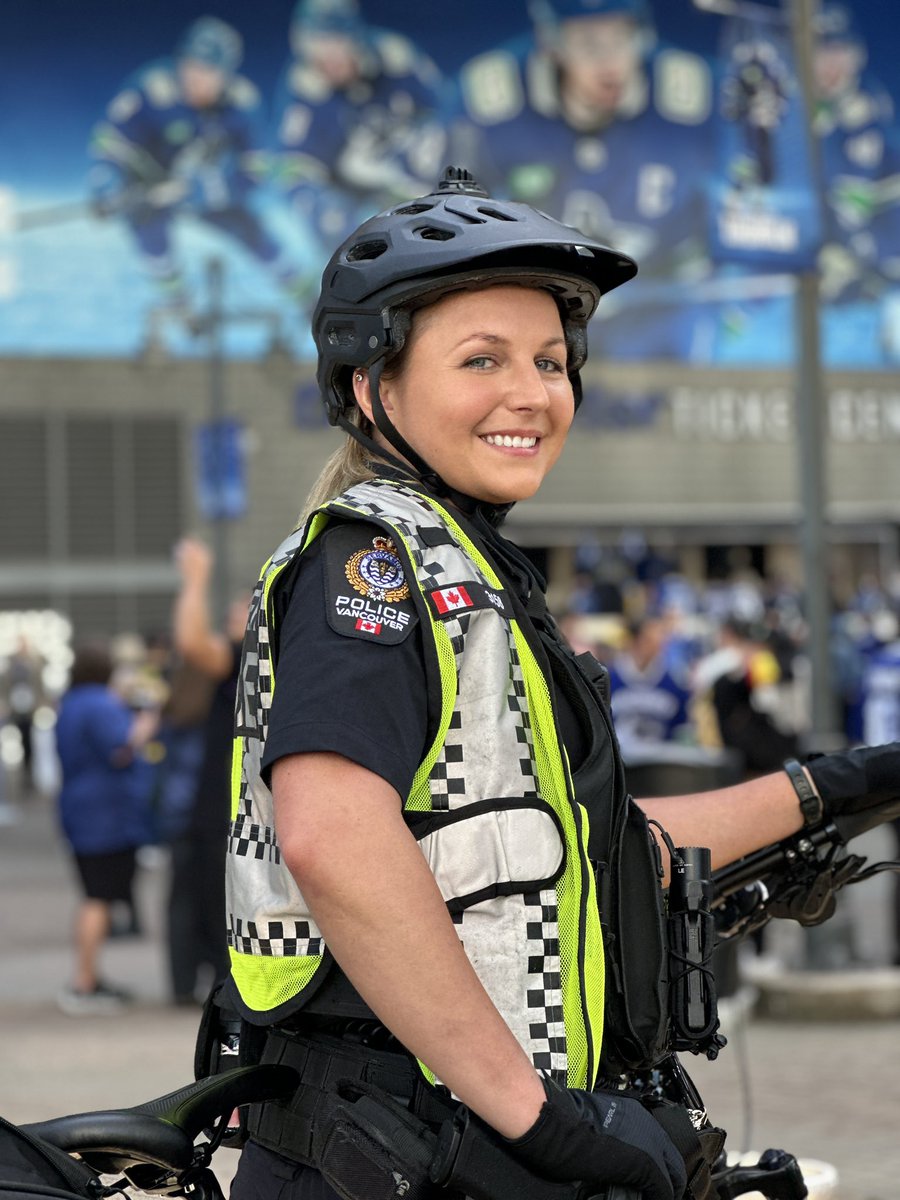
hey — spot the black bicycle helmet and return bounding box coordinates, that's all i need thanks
[313,165,637,489]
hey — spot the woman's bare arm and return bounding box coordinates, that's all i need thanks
[272,751,546,1138]
[635,769,806,874]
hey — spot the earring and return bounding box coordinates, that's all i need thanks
[355,373,363,382]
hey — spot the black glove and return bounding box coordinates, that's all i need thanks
[504,1077,687,1200]
[803,742,900,842]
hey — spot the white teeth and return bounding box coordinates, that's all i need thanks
[483,434,537,448]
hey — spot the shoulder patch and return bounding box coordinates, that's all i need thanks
[322,523,419,644]
[427,581,508,620]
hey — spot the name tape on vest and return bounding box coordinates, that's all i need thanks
[427,581,508,620]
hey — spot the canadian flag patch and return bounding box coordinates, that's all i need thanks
[355,618,382,635]
[431,585,474,614]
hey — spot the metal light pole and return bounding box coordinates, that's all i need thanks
[789,0,841,748]
[693,0,843,744]
[139,256,289,627]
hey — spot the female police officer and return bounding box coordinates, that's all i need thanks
[224,167,900,1200]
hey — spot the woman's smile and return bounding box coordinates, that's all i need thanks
[479,432,540,452]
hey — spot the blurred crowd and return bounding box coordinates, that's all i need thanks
[1,537,899,1013]
[558,539,900,765]
[557,538,900,968]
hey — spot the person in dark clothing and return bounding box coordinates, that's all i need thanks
[2,636,44,795]
[709,618,800,777]
[153,659,213,999]
[171,536,248,1005]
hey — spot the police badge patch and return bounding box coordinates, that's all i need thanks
[345,536,410,603]
[323,523,418,644]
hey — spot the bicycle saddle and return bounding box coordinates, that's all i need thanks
[21,1065,298,1173]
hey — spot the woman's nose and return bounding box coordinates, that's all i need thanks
[507,361,551,408]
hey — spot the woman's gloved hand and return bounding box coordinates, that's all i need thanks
[802,742,900,841]
[503,1077,687,1200]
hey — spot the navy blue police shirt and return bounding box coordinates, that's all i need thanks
[261,519,589,797]
[262,522,429,798]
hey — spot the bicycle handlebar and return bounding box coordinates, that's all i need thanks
[711,816,900,940]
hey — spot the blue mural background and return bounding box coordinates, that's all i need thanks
[1,0,898,365]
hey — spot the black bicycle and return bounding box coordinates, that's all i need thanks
[0,1058,808,1200]
[2,811,896,1200]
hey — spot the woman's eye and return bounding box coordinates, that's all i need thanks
[464,355,495,369]
[537,357,566,373]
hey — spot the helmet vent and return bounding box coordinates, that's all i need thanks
[346,238,389,262]
[417,226,455,241]
[477,206,516,222]
[393,203,435,215]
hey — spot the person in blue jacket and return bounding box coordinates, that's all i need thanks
[54,641,158,1014]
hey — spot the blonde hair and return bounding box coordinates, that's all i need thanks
[297,410,379,524]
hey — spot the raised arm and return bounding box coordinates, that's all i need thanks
[172,537,234,680]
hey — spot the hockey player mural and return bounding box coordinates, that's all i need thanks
[3,0,900,363]
[812,3,900,305]
[273,0,447,268]
[87,16,308,317]
[702,1,900,366]
[453,0,725,362]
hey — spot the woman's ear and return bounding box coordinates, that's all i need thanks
[351,370,372,421]
[353,369,395,422]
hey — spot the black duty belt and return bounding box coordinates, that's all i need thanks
[247,1024,453,1167]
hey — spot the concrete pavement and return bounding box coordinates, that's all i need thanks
[1,783,899,1200]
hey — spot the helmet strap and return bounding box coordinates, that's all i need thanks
[366,359,448,494]
[334,409,415,482]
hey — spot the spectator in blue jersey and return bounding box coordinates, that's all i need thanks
[54,642,158,1015]
[607,615,695,758]
[453,0,721,361]
[88,16,305,313]
[862,627,900,747]
[274,0,447,267]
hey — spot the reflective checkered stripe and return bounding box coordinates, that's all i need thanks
[226,480,603,1089]
[227,523,330,1013]
[401,491,603,1091]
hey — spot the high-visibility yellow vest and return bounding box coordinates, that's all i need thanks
[226,478,605,1089]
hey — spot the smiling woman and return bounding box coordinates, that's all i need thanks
[351,284,576,505]
[214,165,900,1200]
